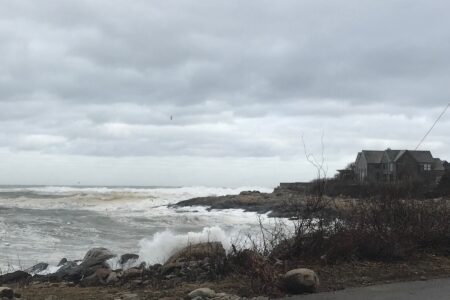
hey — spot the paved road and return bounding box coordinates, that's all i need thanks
[283,277,450,300]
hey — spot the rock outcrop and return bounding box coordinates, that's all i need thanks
[173,187,311,218]
[166,242,226,264]
[0,271,31,285]
[161,242,227,281]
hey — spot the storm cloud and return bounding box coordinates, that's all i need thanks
[0,0,449,186]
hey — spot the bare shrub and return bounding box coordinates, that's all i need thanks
[273,196,450,263]
[227,248,283,296]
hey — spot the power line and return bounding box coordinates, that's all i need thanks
[415,102,450,150]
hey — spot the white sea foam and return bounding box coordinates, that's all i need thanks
[0,186,273,211]
[138,226,232,264]
[0,185,275,271]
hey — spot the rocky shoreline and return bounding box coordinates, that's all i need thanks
[0,242,322,299]
[2,185,450,299]
[2,243,450,300]
[172,185,312,218]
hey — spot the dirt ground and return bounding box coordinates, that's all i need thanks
[11,254,450,300]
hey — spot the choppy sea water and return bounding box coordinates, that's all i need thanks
[0,185,273,272]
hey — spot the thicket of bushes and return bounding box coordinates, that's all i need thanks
[284,197,450,262]
[313,178,450,199]
[227,182,450,296]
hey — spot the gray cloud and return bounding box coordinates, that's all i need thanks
[0,0,449,185]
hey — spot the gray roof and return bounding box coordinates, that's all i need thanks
[395,150,434,163]
[359,149,436,165]
[362,150,384,163]
[384,149,401,161]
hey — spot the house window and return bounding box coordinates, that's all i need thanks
[423,164,431,171]
[389,163,393,172]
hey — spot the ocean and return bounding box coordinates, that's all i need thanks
[0,185,273,273]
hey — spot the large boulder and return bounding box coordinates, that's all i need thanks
[166,242,226,264]
[81,247,116,268]
[47,248,116,283]
[0,270,31,285]
[0,287,14,299]
[282,268,319,294]
[25,262,49,274]
[162,242,226,280]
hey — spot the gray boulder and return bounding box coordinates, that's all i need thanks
[25,262,49,274]
[119,253,139,265]
[47,248,116,283]
[0,271,31,285]
[166,242,225,264]
[57,258,68,267]
[282,268,320,294]
[81,247,116,267]
[0,287,14,299]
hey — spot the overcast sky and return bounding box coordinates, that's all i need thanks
[0,0,449,187]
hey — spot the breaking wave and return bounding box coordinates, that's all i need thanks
[0,185,273,270]
[138,226,232,264]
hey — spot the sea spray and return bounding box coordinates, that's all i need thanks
[138,226,231,264]
[0,185,273,270]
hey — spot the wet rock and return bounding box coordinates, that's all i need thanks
[46,260,78,281]
[57,258,68,267]
[282,268,319,294]
[161,246,227,281]
[0,271,31,285]
[81,247,116,268]
[166,242,226,264]
[119,254,139,265]
[55,248,115,282]
[188,287,216,299]
[25,262,49,274]
[0,287,14,299]
[57,260,78,271]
